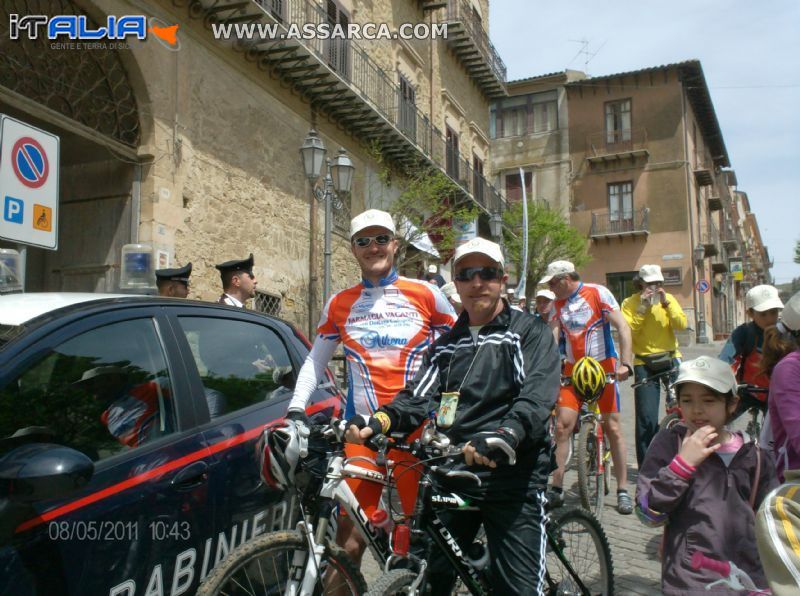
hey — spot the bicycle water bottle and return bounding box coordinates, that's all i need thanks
[466,540,490,570]
[370,509,394,535]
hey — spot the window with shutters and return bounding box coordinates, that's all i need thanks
[472,154,484,205]
[605,99,632,145]
[326,0,350,78]
[490,91,558,139]
[505,172,532,203]
[398,74,416,140]
[608,181,633,228]
[446,126,460,179]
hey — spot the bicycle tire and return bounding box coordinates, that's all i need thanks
[367,568,419,595]
[197,530,368,596]
[659,412,681,431]
[546,507,614,596]
[576,421,604,516]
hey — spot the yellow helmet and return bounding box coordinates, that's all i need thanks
[571,357,607,403]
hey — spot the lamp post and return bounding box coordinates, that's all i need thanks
[693,243,709,344]
[300,130,355,333]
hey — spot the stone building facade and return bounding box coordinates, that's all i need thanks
[0,0,507,334]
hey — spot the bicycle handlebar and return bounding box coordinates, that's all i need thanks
[631,367,677,388]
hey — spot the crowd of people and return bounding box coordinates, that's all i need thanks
[159,207,800,593]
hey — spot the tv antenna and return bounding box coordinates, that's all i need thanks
[568,38,606,75]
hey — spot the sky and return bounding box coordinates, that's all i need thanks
[490,0,800,284]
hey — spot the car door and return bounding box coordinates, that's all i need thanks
[0,306,214,596]
[165,307,342,579]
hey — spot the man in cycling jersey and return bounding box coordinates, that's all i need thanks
[286,208,456,567]
[542,260,635,514]
[348,237,560,593]
[720,284,783,419]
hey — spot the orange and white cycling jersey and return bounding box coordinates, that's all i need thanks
[554,282,620,364]
[289,270,456,418]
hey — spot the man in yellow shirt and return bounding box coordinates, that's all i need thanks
[622,264,687,465]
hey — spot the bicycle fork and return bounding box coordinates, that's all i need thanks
[293,501,335,596]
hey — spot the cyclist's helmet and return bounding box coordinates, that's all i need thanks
[571,356,607,403]
[259,420,308,490]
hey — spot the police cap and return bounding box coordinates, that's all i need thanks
[155,262,192,284]
[215,253,254,276]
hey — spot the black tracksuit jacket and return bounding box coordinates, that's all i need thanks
[380,300,560,498]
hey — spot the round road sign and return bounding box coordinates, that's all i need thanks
[11,136,50,189]
[696,279,710,294]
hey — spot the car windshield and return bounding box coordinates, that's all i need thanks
[0,324,24,349]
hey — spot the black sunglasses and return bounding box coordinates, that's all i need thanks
[352,234,393,248]
[454,266,504,282]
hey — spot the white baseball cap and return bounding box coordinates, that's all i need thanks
[674,356,738,395]
[440,282,461,304]
[539,260,575,284]
[427,264,438,274]
[779,291,800,332]
[536,289,556,301]
[453,237,504,268]
[517,294,526,301]
[745,284,784,312]
[639,264,664,284]
[506,288,516,296]
[350,209,396,238]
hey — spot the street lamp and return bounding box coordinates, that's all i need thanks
[300,130,355,332]
[489,211,503,241]
[692,242,709,344]
[693,243,705,264]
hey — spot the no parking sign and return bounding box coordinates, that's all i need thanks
[0,115,60,249]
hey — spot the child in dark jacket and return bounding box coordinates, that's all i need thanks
[636,356,778,595]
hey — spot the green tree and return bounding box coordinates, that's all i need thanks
[503,201,590,294]
[794,238,800,264]
[368,143,478,272]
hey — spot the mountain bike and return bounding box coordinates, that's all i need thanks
[736,385,769,439]
[366,428,614,595]
[560,375,614,517]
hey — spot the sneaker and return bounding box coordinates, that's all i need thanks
[546,489,564,509]
[617,490,633,515]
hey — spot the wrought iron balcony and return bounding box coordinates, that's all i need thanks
[708,195,722,211]
[184,0,504,216]
[585,128,649,164]
[590,207,649,239]
[693,164,714,186]
[442,0,507,98]
[701,218,720,258]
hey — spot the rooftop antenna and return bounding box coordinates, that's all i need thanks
[568,38,606,75]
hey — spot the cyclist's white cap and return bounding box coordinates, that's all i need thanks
[536,289,556,301]
[441,282,461,304]
[506,287,516,296]
[639,264,664,283]
[539,260,575,284]
[427,264,438,274]
[453,237,504,268]
[350,209,395,238]
[674,356,737,395]
[778,291,800,332]
[745,284,783,312]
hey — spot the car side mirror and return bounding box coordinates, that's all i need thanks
[0,443,94,503]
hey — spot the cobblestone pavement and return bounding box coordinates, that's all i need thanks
[362,340,729,594]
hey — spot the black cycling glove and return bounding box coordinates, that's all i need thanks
[286,409,309,423]
[471,427,519,465]
[346,414,383,437]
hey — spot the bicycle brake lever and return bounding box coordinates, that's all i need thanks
[436,468,482,486]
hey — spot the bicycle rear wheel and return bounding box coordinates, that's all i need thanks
[197,530,367,596]
[366,569,419,595]
[576,421,604,517]
[545,507,614,596]
[659,412,681,431]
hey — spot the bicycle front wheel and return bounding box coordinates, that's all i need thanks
[197,530,367,596]
[576,421,604,516]
[659,412,681,431]
[367,569,419,595]
[545,507,614,596]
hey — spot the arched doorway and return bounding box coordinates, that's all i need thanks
[0,0,144,291]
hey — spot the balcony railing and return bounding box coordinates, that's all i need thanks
[590,207,649,238]
[701,217,720,257]
[188,0,505,216]
[443,0,507,97]
[586,128,649,163]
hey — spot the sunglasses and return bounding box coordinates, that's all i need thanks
[454,266,504,282]
[352,234,393,248]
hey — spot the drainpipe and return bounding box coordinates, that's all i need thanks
[681,82,707,344]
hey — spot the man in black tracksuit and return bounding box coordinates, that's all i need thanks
[347,237,560,593]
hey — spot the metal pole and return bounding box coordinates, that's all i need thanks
[308,181,319,339]
[323,176,332,305]
[16,244,26,291]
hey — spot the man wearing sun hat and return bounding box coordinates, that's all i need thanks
[541,259,636,513]
[348,236,561,594]
[286,208,456,568]
[622,264,688,466]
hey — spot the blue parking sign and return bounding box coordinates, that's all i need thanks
[3,196,24,224]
